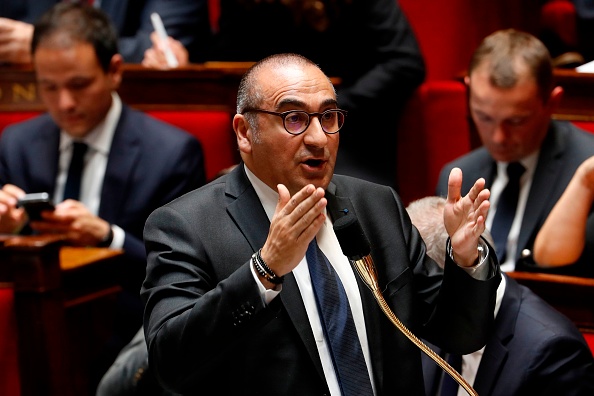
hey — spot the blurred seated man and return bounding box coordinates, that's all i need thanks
[407,196,594,396]
[142,0,426,188]
[534,154,594,269]
[0,2,205,388]
[0,0,208,64]
[436,28,594,278]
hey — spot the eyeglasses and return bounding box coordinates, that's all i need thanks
[242,108,347,135]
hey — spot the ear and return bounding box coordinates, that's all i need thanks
[546,85,564,113]
[234,114,252,154]
[108,54,124,89]
[464,75,470,86]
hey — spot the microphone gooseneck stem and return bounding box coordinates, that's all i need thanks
[350,256,478,396]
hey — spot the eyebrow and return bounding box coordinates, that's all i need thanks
[276,98,338,110]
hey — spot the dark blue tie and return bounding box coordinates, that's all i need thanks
[440,353,462,396]
[63,142,88,201]
[491,162,525,262]
[306,238,373,396]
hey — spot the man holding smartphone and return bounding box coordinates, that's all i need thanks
[0,3,205,389]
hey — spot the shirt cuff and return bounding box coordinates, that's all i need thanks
[110,224,125,249]
[250,258,281,304]
[447,237,489,280]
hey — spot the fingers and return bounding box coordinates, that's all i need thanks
[446,167,463,203]
[274,183,326,243]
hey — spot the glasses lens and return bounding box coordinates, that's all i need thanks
[284,112,309,134]
[321,110,343,133]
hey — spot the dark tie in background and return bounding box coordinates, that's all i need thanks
[490,162,525,262]
[306,238,374,396]
[440,353,462,396]
[63,142,88,201]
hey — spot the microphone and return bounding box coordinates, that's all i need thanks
[333,212,478,396]
[333,214,379,294]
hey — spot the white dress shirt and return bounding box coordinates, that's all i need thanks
[54,92,124,249]
[486,152,539,272]
[244,165,377,396]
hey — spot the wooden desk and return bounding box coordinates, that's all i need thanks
[0,62,253,112]
[0,235,124,396]
[553,69,594,121]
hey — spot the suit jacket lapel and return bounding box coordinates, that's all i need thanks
[36,122,60,196]
[516,125,563,260]
[224,166,326,379]
[99,106,141,221]
[31,120,60,196]
[473,276,518,394]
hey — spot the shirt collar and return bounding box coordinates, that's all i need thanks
[495,149,540,180]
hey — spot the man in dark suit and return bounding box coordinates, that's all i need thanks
[141,52,500,395]
[0,3,205,389]
[436,28,594,278]
[0,0,208,64]
[407,196,594,396]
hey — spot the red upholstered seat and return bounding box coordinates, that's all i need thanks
[145,110,237,182]
[397,80,470,205]
[0,111,42,134]
[0,287,20,396]
[541,0,578,49]
[583,332,594,355]
[571,121,594,134]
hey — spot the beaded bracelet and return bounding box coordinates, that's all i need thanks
[252,249,284,284]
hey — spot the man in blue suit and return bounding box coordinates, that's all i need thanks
[407,196,594,396]
[436,29,594,278]
[0,0,208,64]
[0,3,205,389]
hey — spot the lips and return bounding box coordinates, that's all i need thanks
[304,158,325,167]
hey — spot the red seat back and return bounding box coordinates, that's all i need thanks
[397,80,471,205]
[146,110,237,181]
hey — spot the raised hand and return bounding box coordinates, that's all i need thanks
[444,167,491,267]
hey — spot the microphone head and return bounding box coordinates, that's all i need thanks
[333,214,371,260]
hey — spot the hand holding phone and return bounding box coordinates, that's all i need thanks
[17,192,55,221]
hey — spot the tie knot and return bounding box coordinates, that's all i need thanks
[506,162,525,180]
[72,141,88,157]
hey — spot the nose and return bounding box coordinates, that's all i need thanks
[303,116,328,146]
[58,89,76,111]
[491,123,508,144]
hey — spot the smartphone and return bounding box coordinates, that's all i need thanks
[17,192,55,221]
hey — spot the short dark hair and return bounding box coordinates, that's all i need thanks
[31,3,118,72]
[468,29,553,102]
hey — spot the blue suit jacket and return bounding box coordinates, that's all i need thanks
[422,274,594,396]
[141,164,501,395]
[0,104,205,290]
[436,120,594,277]
[0,0,209,62]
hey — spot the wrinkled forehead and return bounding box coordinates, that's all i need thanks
[256,64,337,110]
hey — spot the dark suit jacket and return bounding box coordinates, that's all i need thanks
[436,120,594,277]
[0,0,208,63]
[422,274,594,396]
[141,164,500,395]
[0,104,205,291]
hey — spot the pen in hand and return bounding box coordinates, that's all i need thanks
[150,12,179,68]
